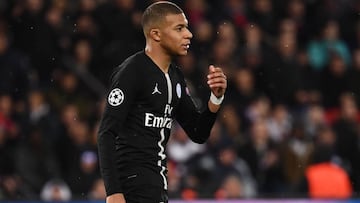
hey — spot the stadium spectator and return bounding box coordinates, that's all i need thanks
[304,127,352,199]
[307,20,351,71]
[40,179,72,201]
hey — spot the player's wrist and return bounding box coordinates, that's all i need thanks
[210,92,224,105]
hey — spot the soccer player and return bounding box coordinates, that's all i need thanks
[97,1,227,203]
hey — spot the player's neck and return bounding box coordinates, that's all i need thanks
[145,45,171,73]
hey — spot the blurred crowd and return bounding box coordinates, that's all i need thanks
[0,0,360,201]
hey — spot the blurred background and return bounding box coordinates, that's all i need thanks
[0,0,360,201]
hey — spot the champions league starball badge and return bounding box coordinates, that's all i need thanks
[108,88,124,106]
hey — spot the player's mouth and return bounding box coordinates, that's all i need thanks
[182,43,190,50]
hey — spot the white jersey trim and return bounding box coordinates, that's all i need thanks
[165,73,172,104]
[158,129,167,190]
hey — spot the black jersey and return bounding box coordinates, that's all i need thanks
[97,51,217,196]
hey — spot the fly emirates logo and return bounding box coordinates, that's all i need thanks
[144,104,173,129]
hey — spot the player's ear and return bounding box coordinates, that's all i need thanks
[150,28,161,42]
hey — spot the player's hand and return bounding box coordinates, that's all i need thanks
[107,193,126,203]
[207,65,227,98]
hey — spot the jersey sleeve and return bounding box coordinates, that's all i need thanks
[175,71,218,144]
[97,63,138,196]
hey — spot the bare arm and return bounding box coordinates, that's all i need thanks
[106,193,126,203]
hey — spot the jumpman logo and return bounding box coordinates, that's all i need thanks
[152,83,162,95]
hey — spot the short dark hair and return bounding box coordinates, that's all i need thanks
[142,1,184,37]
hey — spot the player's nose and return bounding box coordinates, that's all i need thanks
[185,29,193,39]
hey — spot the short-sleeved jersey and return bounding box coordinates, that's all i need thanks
[98,51,217,196]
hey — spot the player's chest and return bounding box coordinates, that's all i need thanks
[137,71,183,114]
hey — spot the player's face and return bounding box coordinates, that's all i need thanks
[159,13,193,56]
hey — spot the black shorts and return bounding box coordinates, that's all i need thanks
[121,172,168,203]
[124,185,168,203]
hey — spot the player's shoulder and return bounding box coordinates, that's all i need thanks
[111,51,147,79]
[118,51,146,71]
